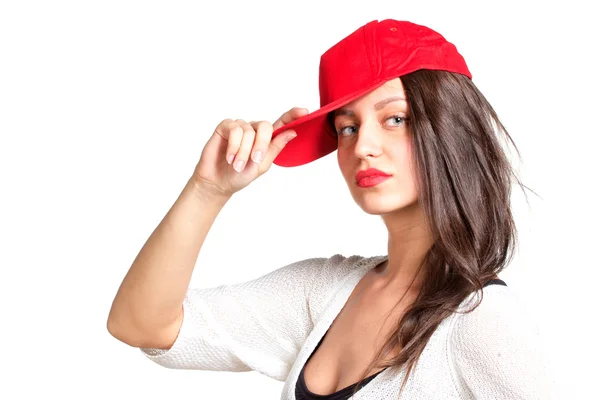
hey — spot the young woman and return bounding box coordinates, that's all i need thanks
[107,19,554,399]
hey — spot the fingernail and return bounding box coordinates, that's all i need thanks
[285,134,297,143]
[227,154,234,164]
[234,160,245,172]
[252,151,263,163]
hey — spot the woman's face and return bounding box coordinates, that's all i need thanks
[335,77,419,215]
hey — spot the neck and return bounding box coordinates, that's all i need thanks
[375,201,434,292]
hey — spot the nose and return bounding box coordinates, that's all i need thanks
[353,121,383,160]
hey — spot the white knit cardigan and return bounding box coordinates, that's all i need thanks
[140,254,556,399]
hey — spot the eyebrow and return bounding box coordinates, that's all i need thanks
[333,96,407,118]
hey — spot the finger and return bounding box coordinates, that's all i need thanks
[232,119,255,172]
[222,120,244,165]
[262,129,297,166]
[272,107,309,130]
[249,120,273,164]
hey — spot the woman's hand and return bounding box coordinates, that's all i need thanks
[191,107,309,198]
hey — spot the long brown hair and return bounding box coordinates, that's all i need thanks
[330,69,537,398]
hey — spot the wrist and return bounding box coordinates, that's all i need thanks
[187,177,232,205]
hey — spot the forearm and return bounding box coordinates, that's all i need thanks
[107,177,230,342]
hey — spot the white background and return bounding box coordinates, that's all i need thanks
[1,0,597,399]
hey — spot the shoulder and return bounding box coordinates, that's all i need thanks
[308,253,384,292]
[252,254,361,286]
[306,253,386,324]
[450,284,540,355]
[451,283,543,344]
[448,284,556,398]
[237,254,377,296]
[453,283,530,330]
[313,253,380,281]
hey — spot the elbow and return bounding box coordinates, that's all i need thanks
[106,314,133,345]
[106,313,178,350]
[106,310,144,346]
[107,318,148,347]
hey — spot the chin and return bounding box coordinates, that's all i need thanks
[353,192,418,215]
[354,193,408,215]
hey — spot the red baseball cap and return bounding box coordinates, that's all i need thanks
[271,19,472,167]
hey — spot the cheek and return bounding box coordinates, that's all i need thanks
[391,136,417,185]
[394,138,413,169]
[337,150,353,180]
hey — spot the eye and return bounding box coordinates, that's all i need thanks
[335,115,409,136]
[385,115,409,127]
[336,124,357,137]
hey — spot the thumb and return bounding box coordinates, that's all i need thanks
[273,107,309,131]
[262,129,297,166]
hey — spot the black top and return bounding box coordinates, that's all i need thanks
[294,278,507,399]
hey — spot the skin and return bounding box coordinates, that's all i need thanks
[301,78,436,395]
[334,77,434,294]
[304,78,501,394]
[108,76,495,395]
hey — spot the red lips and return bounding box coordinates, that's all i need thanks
[355,168,392,182]
[355,168,393,188]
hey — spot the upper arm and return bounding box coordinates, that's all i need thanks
[450,288,557,399]
[139,256,337,381]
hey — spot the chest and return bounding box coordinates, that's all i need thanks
[302,282,416,395]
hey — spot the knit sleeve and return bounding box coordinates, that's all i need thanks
[139,255,340,381]
[449,287,557,399]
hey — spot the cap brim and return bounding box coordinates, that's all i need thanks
[272,80,389,167]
